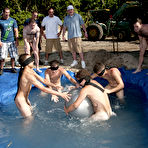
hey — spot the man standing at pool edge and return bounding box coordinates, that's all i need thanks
[62,5,88,68]
[0,8,19,75]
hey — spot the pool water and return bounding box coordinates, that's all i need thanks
[0,85,148,148]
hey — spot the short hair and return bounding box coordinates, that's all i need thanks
[29,19,36,24]
[93,62,105,73]
[3,8,10,13]
[32,11,38,14]
[49,60,59,67]
[48,7,54,12]
[133,18,142,25]
[75,69,91,80]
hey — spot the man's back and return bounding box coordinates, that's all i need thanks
[82,80,112,116]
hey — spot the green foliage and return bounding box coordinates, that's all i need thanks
[0,0,125,39]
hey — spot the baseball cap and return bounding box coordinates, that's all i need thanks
[67,5,74,10]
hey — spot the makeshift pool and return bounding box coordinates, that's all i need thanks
[0,68,148,148]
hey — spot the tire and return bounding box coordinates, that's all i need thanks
[87,23,103,41]
[117,31,126,41]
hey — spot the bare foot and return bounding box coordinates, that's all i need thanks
[133,68,141,74]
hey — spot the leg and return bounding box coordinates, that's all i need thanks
[9,42,18,72]
[68,38,78,67]
[24,41,31,55]
[55,38,63,61]
[15,99,32,118]
[44,39,53,65]
[32,41,41,72]
[0,42,8,73]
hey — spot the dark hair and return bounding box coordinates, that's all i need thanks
[19,54,30,65]
[32,10,38,14]
[75,69,91,80]
[133,18,142,25]
[93,62,105,73]
[49,60,59,67]
[48,7,54,12]
[29,19,36,24]
[3,8,10,13]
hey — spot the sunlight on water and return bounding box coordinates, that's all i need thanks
[0,85,148,148]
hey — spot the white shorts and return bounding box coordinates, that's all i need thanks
[0,42,18,60]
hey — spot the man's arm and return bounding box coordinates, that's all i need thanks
[81,24,88,38]
[40,26,46,39]
[60,68,80,88]
[62,26,67,41]
[64,88,87,114]
[14,28,19,46]
[105,69,124,94]
[57,25,63,37]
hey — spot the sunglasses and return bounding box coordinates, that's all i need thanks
[97,68,105,76]
[50,66,59,71]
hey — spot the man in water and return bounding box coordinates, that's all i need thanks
[92,62,124,102]
[64,69,114,121]
[133,18,148,73]
[44,60,80,102]
[15,54,70,118]
[23,19,41,72]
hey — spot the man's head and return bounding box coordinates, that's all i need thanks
[93,62,106,76]
[32,11,38,20]
[49,60,59,71]
[67,5,74,16]
[133,18,142,33]
[2,8,10,19]
[29,19,37,29]
[19,54,34,68]
[76,69,91,85]
[48,8,54,17]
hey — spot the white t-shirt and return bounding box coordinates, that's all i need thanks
[41,16,62,39]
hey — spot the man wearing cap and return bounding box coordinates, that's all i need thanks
[62,5,88,69]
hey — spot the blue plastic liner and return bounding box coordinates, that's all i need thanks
[0,67,148,106]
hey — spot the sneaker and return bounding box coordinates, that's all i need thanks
[0,69,3,75]
[44,60,48,66]
[11,68,17,73]
[60,59,64,64]
[70,60,78,67]
[81,61,86,69]
[15,61,20,67]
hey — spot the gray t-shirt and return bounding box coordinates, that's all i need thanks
[63,13,84,39]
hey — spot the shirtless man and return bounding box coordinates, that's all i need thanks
[133,18,148,73]
[92,62,124,102]
[64,69,114,121]
[15,54,70,118]
[23,19,41,72]
[44,60,80,102]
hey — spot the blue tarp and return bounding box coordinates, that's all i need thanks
[0,67,148,106]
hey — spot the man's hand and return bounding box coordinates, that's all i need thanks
[64,106,68,115]
[0,42,3,48]
[51,95,59,103]
[105,89,111,94]
[60,92,71,102]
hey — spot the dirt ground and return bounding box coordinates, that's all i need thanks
[6,37,148,73]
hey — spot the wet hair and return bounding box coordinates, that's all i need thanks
[76,69,91,80]
[93,62,105,73]
[49,60,60,67]
[19,54,30,66]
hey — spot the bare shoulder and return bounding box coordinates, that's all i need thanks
[110,68,120,75]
